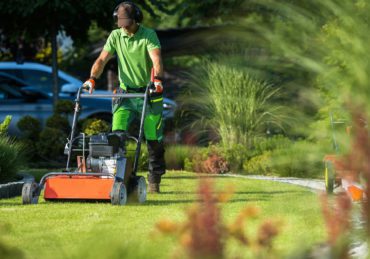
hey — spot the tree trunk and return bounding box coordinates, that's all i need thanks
[51,19,59,106]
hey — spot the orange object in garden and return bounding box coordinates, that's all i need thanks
[44,175,114,200]
[347,185,364,202]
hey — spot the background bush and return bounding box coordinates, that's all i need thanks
[54,100,74,115]
[36,128,68,161]
[46,114,70,134]
[0,136,26,183]
[165,145,195,170]
[243,140,325,178]
[82,118,110,136]
[16,116,41,141]
[182,145,230,174]
[267,140,324,178]
[243,151,272,175]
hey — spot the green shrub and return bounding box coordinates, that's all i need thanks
[16,116,41,160]
[82,119,110,136]
[252,135,292,156]
[243,141,324,177]
[243,151,272,175]
[267,140,324,178]
[165,145,195,170]
[46,114,70,133]
[242,138,326,178]
[184,146,208,173]
[54,100,74,115]
[184,157,193,172]
[0,116,12,135]
[0,136,26,183]
[16,115,41,140]
[36,128,67,160]
[220,144,249,173]
[16,110,72,163]
[19,139,39,160]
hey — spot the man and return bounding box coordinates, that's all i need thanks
[83,1,165,193]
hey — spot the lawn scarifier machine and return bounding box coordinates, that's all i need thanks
[323,112,364,201]
[22,73,155,206]
[323,112,346,194]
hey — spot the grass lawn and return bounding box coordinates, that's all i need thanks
[0,171,326,259]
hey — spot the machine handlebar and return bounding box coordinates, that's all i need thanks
[80,93,146,98]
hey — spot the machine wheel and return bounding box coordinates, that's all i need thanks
[111,182,127,205]
[22,181,39,205]
[128,176,147,203]
[325,161,335,194]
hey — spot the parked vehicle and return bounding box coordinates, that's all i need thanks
[0,61,176,116]
[0,73,113,136]
[0,62,177,135]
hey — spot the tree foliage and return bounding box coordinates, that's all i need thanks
[0,0,172,43]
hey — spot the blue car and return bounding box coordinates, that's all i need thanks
[0,61,176,115]
[0,73,113,135]
[0,63,176,136]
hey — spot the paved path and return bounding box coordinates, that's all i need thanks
[224,174,326,192]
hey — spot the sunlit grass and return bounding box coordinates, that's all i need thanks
[0,171,325,258]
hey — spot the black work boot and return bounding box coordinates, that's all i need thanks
[148,173,161,193]
[148,183,160,193]
[147,140,166,194]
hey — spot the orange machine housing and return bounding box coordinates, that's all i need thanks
[44,175,115,200]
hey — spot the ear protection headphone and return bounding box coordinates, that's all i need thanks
[113,1,143,23]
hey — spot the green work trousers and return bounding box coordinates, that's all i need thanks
[112,95,164,141]
[112,94,166,183]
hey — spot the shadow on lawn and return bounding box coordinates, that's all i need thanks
[164,175,226,180]
[235,190,308,195]
[145,197,268,206]
[0,201,22,206]
[161,190,307,195]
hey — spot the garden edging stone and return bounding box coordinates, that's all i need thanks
[0,174,35,199]
[0,181,24,199]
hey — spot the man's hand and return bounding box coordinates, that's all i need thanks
[150,78,163,94]
[83,78,96,94]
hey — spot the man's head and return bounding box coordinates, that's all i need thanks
[113,2,143,29]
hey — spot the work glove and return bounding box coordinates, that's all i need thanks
[150,78,163,94]
[83,78,96,94]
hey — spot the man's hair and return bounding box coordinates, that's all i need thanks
[117,3,136,19]
[114,2,143,23]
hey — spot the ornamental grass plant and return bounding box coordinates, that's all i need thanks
[180,61,288,150]
[0,134,26,183]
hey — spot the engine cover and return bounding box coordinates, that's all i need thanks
[89,133,127,157]
[87,157,128,181]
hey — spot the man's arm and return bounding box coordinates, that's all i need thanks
[148,48,163,78]
[90,50,113,79]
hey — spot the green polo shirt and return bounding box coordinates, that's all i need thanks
[103,25,161,89]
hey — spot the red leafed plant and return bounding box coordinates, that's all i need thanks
[347,110,370,235]
[320,193,352,245]
[203,154,230,174]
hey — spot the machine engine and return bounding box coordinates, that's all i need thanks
[86,132,129,178]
